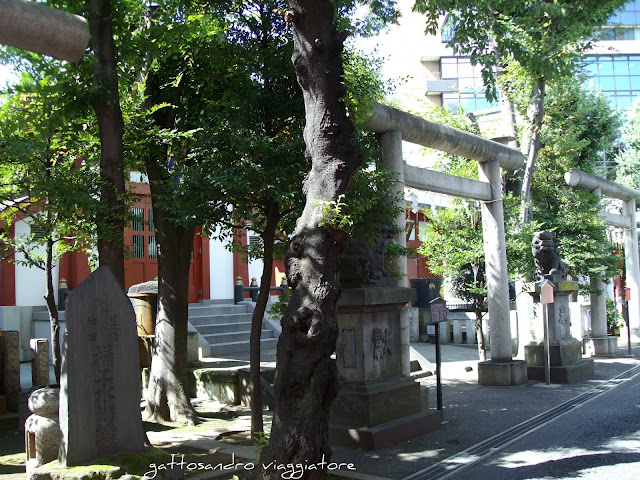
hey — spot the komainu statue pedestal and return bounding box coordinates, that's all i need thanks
[525,278,594,383]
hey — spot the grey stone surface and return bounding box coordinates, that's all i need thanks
[477,360,527,386]
[365,102,523,170]
[332,287,437,448]
[585,336,619,357]
[479,158,513,363]
[193,369,239,405]
[330,377,422,426]
[0,0,89,63]
[379,130,408,286]
[526,358,595,383]
[28,387,59,416]
[1,330,20,412]
[336,288,415,384]
[25,414,62,472]
[408,307,419,342]
[59,266,145,466]
[525,339,584,367]
[187,330,199,363]
[30,339,50,387]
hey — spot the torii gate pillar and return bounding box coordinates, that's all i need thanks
[378,129,408,286]
[624,198,640,339]
[477,158,527,385]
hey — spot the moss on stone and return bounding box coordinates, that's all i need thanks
[31,447,172,480]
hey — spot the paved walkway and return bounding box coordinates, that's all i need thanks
[5,342,639,480]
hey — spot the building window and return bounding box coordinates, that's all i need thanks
[148,236,158,259]
[133,235,144,259]
[441,14,456,43]
[440,57,499,114]
[582,55,640,110]
[606,0,640,25]
[132,207,144,232]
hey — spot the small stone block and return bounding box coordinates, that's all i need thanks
[585,336,619,357]
[30,339,50,387]
[478,360,527,386]
[1,330,21,412]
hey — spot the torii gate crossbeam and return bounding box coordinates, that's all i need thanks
[366,102,527,386]
[0,0,89,63]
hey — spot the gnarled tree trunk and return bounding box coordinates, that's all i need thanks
[259,1,363,478]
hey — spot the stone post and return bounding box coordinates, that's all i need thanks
[30,339,50,388]
[378,129,407,287]
[379,128,411,376]
[477,158,526,385]
[590,277,608,338]
[624,198,640,339]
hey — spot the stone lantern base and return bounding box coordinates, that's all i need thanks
[329,287,441,450]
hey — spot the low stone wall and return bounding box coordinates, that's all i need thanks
[187,367,276,409]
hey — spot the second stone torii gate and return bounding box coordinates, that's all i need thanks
[366,103,527,386]
[565,168,640,347]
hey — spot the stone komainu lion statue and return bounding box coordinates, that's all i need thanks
[531,231,569,279]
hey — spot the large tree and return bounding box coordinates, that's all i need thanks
[87,0,130,288]
[135,5,239,424]
[257,1,397,478]
[206,0,306,436]
[0,73,100,382]
[413,0,628,223]
[529,79,621,288]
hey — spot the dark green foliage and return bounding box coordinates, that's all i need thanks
[531,81,621,291]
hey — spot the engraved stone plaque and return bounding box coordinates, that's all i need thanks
[59,267,145,466]
[342,329,356,369]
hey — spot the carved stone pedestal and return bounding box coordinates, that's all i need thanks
[526,278,594,383]
[329,287,441,450]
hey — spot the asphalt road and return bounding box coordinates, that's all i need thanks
[444,365,640,480]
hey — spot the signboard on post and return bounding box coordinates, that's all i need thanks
[540,279,555,305]
[429,297,448,324]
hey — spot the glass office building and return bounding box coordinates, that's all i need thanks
[430,0,640,113]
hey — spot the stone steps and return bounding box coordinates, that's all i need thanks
[188,302,279,357]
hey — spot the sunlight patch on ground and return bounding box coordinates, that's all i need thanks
[603,431,640,452]
[488,447,610,469]
[396,449,444,461]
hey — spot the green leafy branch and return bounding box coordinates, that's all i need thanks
[315,194,353,232]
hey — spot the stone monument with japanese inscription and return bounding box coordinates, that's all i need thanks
[525,232,594,382]
[59,267,145,465]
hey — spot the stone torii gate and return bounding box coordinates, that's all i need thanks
[366,102,527,386]
[0,0,89,63]
[565,168,640,346]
